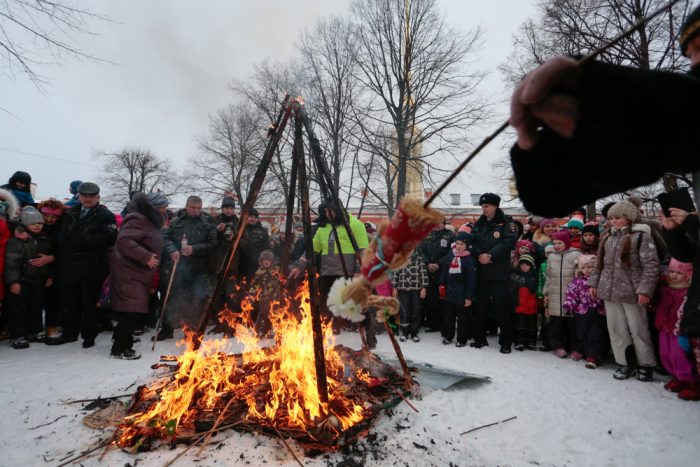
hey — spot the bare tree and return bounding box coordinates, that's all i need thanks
[298,16,362,193]
[350,0,489,212]
[98,148,181,206]
[501,0,693,85]
[0,0,107,87]
[184,102,269,206]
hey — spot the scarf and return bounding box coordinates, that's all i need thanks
[449,247,470,274]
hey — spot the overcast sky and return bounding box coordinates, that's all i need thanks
[1,0,537,207]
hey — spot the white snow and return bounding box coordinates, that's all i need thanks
[1,328,699,467]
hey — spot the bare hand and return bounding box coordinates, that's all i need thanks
[216,223,226,231]
[14,230,29,241]
[659,212,679,231]
[288,267,302,280]
[668,208,690,227]
[511,56,581,150]
[428,263,439,273]
[638,294,651,306]
[419,288,427,300]
[392,289,398,298]
[170,251,181,262]
[464,299,472,307]
[543,295,549,306]
[181,245,193,256]
[147,254,159,269]
[9,283,21,295]
[589,287,597,299]
[29,254,54,267]
[45,278,53,288]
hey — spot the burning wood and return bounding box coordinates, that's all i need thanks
[112,281,408,455]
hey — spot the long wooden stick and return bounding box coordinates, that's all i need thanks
[424,0,682,208]
[383,320,414,391]
[273,426,305,467]
[460,416,517,436]
[152,258,179,351]
[55,438,112,467]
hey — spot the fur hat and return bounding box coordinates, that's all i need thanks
[38,199,65,217]
[518,254,536,269]
[582,224,600,236]
[516,239,534,252]
[539,218,557,230]
[669,258,693,281]
[455,231,472,245]
[608,201,640,223]
[552,229,571,249]
[20,206,44,226]
[577,254,597,270]
[0,188,19,220]
[681,5,700,57]
[566,217,585,230]
[221,196,236,209]
[259,249,275,265]
[478,192,501,207]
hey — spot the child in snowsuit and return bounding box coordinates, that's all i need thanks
[543,230,582,359]
[653,258,698,399]
[249,250,281,337]
[537,244,555,351]
[4,207,54,348]
[440,232,477,347]
[589,201,659,381]
[563,254,608,368]
[512,254,538,350]
[391,249,428,342]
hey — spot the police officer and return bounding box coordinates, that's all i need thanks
[417,218,455,332]
[47,182,117,348]
[471,193,517,353]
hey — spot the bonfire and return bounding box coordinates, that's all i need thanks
[112,280,408,455]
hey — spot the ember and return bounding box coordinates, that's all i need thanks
[114,281,407,454]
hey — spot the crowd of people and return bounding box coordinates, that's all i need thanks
[2,168,698,402]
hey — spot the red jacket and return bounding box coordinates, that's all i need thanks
[516,287,538,315]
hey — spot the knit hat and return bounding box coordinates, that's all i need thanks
[566,217,584,230]
[582,224,600,236]
[607,201,640,223]
[458,223,472,233]
[259,249,275,265]
[577,254,597,270]
[146,192,169,208]
[516,239,534,252]
[249,208,260,218]
[571,207,587,219]
[518,254,535,269]
[539,218,557,230]
[681,5,700,57]
[20,206,44,226]
[552,229,571,249]
[478,192,501,207]
[455,231,472,246]
[69,180,82,195]
[669,258,693,281]
[601,201,616,219]
[221,196,236,209]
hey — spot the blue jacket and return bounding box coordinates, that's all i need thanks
[440,252,477,304]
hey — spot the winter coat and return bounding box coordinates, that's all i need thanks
[211,213,240,275]
[537,261,547,298]
[543,249,581,317]
[250,266,281,302]
[440,251,477,304]
[0,220,9,300]
[417,228,454,266]
[653,284,688,334]
[240,222,271,278]
[471,209,518,281]
[588,224,659,304]
[2,171,35,207]
[56,203,117,285]
[391,253,428,291]
[163,212,217,274]
[312,215,368,277]
[511,269,538,315]
[664,214,700,336]
[109,194,164,314]
[4,231,53,285]
[563,276,605,316]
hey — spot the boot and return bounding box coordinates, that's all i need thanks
[613,365,635,380]
[664,378,686,393]
[678,383,700,401]
[636,366,654,382]
[46,327,60,339]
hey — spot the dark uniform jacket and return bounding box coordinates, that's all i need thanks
[4,232,54,284]
[240,222,270,279]
[471,209,518,281]
[417,228,455,267]
[57,204,117,285]
[163,213,217,274]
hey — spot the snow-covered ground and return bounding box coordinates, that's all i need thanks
[1,328,699,467]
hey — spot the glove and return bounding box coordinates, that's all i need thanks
[438,285,446,299]
[678,335,691,352]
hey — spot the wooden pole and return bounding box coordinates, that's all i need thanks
[280,144,299,275]
[294,110,330,405]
